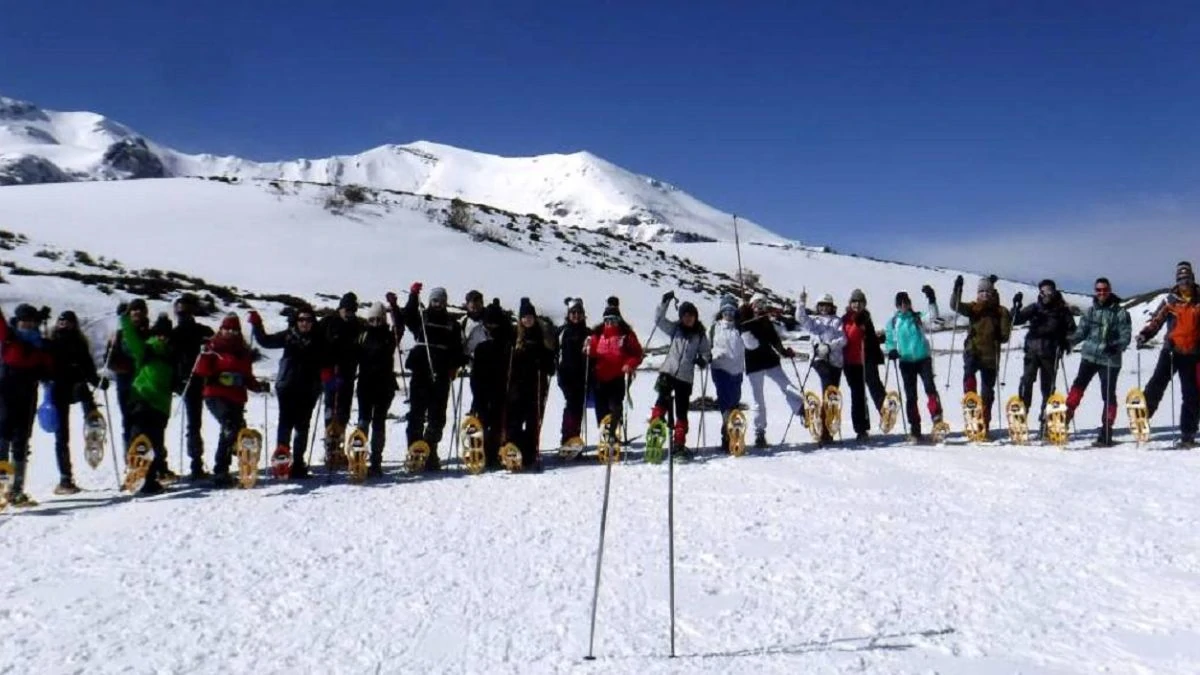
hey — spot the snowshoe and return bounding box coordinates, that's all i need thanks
[405,440,430,473]
[1125,388,1150,444]
[500,442,524,472]
[931,417,951,444]
[596,414,622,465]
[644,418,669,464]
[1005,395,1029,445]
[324,421,347,472]
[802,391,824,440]
[54,479,81,496]
[726,409,748,457]
[346,427,369,484]
[671,443,693,462]
[0,461,12,511]
[1043,392,1070,447]
[557,436,585,461]
[822,386,843,440]
[123,434,153,493]
[4,491,37,509]
[83,409,107,470]
[961,392,988,443]
[235,428,263,489]
[460,416,487,474]
[270,444,292,479]
[879,391,901,434]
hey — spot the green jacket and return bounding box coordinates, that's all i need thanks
[1070,293,1131,369]
[121,314,174,414]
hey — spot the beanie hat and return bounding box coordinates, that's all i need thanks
[483,298,506,325]
[749,293,768,308]
[338,292,358,312]
[1177,261,1194,283]
[977,277,995,293]
[849,289,866,304]
[128,298,148,313]
[220,313,241,332]
[519,297,536,318]
[566,297,584,313]
[817,293,835,306]
[606,296,620,309]
[152,313,173,337]
[678,301,698,318]
[1038,279,1057,292]
[364,303,386,321]
[176,292,199,309]
[14,303,38,321]
[603,304,622,320]
[895,291,912,307]
[295,305,316,321]
[719,295,738,313]
[465,289,483,304]
[429,287,448,305]
[58,310,78,325]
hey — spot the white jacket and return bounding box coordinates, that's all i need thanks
[709,318,746,374]
[794,307,848,368]
[460,315,489,359]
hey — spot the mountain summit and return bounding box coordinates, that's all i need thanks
[0,94,781,243]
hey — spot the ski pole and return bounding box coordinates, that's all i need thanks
[695,367,708,449]
[894,359,909,437]
[583,447,616,661]
[1169,350,1176,430]
[667,404,678,658]
[98,334,125,485]
[944,287,961,389]
[1058,351,1078,434]
[582,352,591,446]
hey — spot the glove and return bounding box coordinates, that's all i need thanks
[98,378,111,391]
[694,356,708,369]
[117,301,128,316]
[386,291,398,306]
[798,291,808,307]
[921,284,936,302]
[888,349,900,361]
[256,381,271,394]
[410,282,423,295]
[622,363,635,375]
[953,275,964,293]
[783,347,796,359]
[247,311,262,327]
[815,344,830,360]
[1012,292,1024,307]
[1135,334,1147,349]
[38,306,51,322]
[661,290,675,305]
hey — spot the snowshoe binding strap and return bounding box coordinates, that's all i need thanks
[557,436,585,461]
[500,442,523,472]
[347,429,369,483]
[726,409,748,457]
[460,417,487,474]
[803,391,823,440]
[1125,388,1150,445]
[1043,392,1070,447]
[597,414,622,465]
[405,441,430,473]
[235,428,263,489]
[1005,395,1029,445]
[123,435,153,493]
[823,386,843,440]
[879,392,900,434]
[962,392,988,443]
[83,411,106,469]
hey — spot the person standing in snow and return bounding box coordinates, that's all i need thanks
[470,299,514,468]
[1136,261,1200,447]
[352,300,403,476]
[1065,278,1131,447]
[795,291,848,445]
[556,297,591,447]
[105,298,149,449]
[0,304,54,507]
[1011,279,1075,427]
[460,289,489,364]
[841,289,887,442]
[884,287,945,442]
[193,314,269,487]
[119,311,177,495]
[249,305,328,479]
[648,292,712,459]
[171,293,214,478]
[587,300,644,445]
[47,310,102,494]
[506,298,556,469]
[740,293,803,448]
[317,292,364,467]
[949,275,1012,438]
[402,283,466,470]
[709,295,746,453]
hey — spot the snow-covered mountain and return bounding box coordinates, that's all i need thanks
[0,94,780,244]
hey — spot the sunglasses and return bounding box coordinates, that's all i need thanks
[604,317,620,324]
[1094,287,1111,294]
[296,316,314,323]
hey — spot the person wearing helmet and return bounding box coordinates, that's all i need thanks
[842,289,887,442]
[0,303,54,506]
[351,300,403,476]
[649,291,712,459]
[193,314,269,488]
[795,291,848,446]
[709,295,746,452]
[402,283,467,470]
[47,310,102,494]
[171,292,214,478]
[740,294,803,448]
[948,274,1012,439]
[249,304,329,479]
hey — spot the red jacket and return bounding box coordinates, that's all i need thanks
[841,312,866,366]
[0,318,53,378]
[194,340,260,404]
[587,324,644,383]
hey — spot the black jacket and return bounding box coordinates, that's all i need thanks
[740,310,788,374]
[512,321,556,394]
[319,313,365,376]
[403,294,466,376]
[556,321,592,386]
[470,322,514,413]
[49,327,100,394]
[251,323,329,397]
[172,316,214,392]
[1013,294,1076,358]
[355,323,399,397]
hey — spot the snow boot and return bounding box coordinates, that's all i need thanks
[289,462,313,480]
[855,431,869,443]
[138,479,166,496]
[54,477,81,495]
[754,430,768,449]
[211,472,235,489]
[5,491,37,508]
[1174,436,1196,450]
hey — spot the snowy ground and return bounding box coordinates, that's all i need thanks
[3,349,1199,674]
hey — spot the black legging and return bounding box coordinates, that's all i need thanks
[276,388,320,464]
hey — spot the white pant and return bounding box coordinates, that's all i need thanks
[748,366,803,432]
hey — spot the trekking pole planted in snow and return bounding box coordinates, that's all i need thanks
[1058,351,1077,434]
[733,214,746,301]
[667,409,678,658]
[945,279,962,389]
[584,446,616,661]
[696,367,708,449]
[99,337,125,485]
[893,359,909,437]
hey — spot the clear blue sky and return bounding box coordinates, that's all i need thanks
[2,1,1197,292]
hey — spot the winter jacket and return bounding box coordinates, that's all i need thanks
[252,323,329,397]
[1012,293,1076,359]
[194,335,261,405]
[884,303,938,363]
[105,319,147,376]
[654,302,712,384]
[319,313,365,375]
[171,316,214,392]
[709,318,746,375]
[402,293,467,377]
[795,308,847,369]
[1070,293,1131,368]
[556,321,592,386]
[0,316,53,390]
[120,314,174,415]
[739,310,788,374]
[950,296,1011,369]
[587,323,644,384]
[841,309,884,367]
[512,320,556,392]
[49,326,100,393]
[1139,283,1200,356]
[461,313,489,360]
[471,322,514,411]
[355,322,399,398]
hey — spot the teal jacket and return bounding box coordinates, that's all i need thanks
[1070,294,1131,369]
[884,302,939,362]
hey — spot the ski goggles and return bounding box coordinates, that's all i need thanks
[215,372,245,387]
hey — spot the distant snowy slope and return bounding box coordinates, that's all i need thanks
[0,94,781,243]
